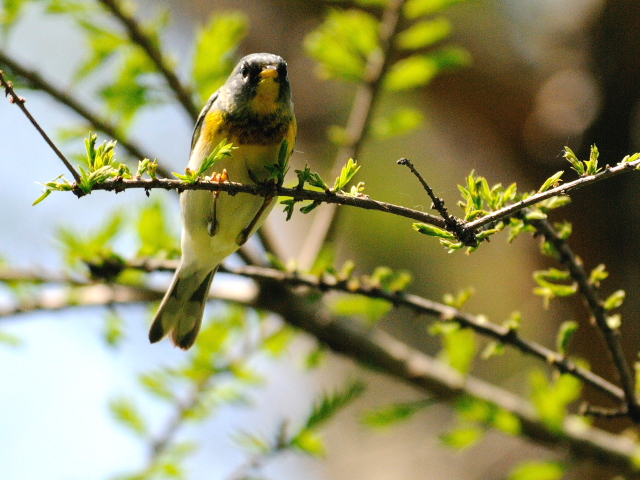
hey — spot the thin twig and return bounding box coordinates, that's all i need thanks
[99,259,625,402]
[1,265,637,471]
[298,0,407,268]
[97,0,199,121]
[0,261,624,402]
[0,50,172,178]
[0,70,82,184]
[580,403,629,419]
[86,177,447,227]
[397,157,477,246]
[466,161,640,231]
[254,280,640,475]
[220,264,624,402]
[532,218,640,421]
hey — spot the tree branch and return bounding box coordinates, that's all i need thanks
[97,0,199,121]
[532,218,640,421]
[84,177,446,227]
[1,264,638,472]
[466,160,640,231]
[0,51,172,178]
[0,69,82,184]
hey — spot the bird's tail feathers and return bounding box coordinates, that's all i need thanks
[149,266,217,350]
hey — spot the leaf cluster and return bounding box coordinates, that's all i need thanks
[305,0,471,142]
[281,158,364,220]
[172,139,235,183]
[33,133,158,204]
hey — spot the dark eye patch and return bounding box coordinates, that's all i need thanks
[240,61,250,77]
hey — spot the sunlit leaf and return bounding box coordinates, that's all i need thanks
[291,428,325,457]
[396,17,451,50]
[404,0,466,19]
[372,108,425,138]
[603,289,625,311]
[508,461,565,480]
[262,326,296,357]
[193,11,248,102]
[305,9,380,81]
[440,426,483,450]
[530,370,581,432]
[362,400,432,428]
[137,200,179,258]
[305,379,366,430]
[556,320,578,356]
[109,397,148,436]
[329,294,392,324]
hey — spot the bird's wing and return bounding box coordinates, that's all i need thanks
[191,90,219,153]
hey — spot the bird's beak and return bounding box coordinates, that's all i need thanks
[260,65,279,79]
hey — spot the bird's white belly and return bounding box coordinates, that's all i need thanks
[179,142,280,269]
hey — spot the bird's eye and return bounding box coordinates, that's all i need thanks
[240,62,250,78]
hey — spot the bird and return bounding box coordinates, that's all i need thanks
[149,53,296,350]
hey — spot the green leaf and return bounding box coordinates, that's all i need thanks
[442,287,474,309]
[413,222,455,239]
[57,210,124,267]
[440,325,476,375]
[362,400,432,428]
[1,0,31,33]
[481,341,504,359]
[372,108,425,139]
[603,289,625,311]
[100,49,160,125]
[75,20,126,80]
[192,12,248,102]
[291,428,325,457]
[329,295,392,324]
[563,146,585,176]
[440,426,483,450]
[173,139,235,182]
[103,309,125,347]
[305,379,366,430]
[384,54,438,91]
[232,430,271,454]
[620,152,640,164]
[0,330,22,347]
[109,397,148,436]
[538,171,564,193]
[262,326,296,357]
[589,263,608,286]
[556,320,578,355]
[139,371,175,401]
[305,9,380,82]
[508,461,565,480]
[333,158,361,191]
[585,144,601,175]
[404,0,465,19]
[137,200,179,258]
[397,17,451,50]
[384,47,470,91]
[530,370,581,432]
[534,268,571,282]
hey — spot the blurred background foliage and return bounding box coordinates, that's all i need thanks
[2,0,640,479]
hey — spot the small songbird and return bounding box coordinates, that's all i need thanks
[149,53,296,349]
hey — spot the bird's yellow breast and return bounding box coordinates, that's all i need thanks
[250,77,280,115]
